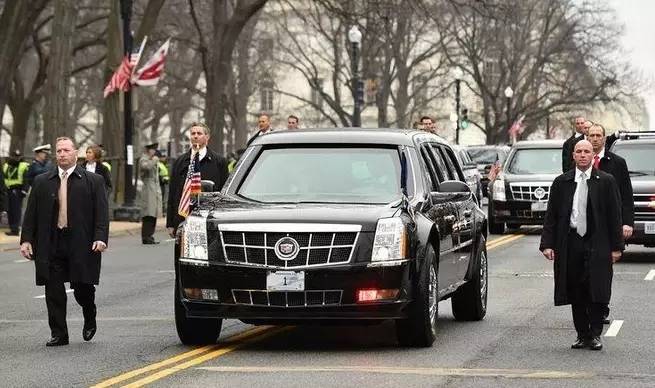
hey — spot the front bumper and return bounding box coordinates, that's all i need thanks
[176,259,413,320]
[490,200,547,225]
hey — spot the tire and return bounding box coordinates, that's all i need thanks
[175,281,223,345]
[488,204,505,234]
[451,235,488,321]
[395,245,438,347]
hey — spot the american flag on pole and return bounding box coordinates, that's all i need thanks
[103,37,147,98]
[132,38,171,86]
[178,151,202,218]
[508,114,526,143]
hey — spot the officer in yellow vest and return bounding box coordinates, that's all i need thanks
[157,150,170,214]
[3,149,30,235]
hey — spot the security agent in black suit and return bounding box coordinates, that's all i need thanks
[587,123,634,323]
[20,137,109,346]
[166,122,229,237]
[562,117,591,173]
[541,140,624,351]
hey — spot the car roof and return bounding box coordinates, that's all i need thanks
[613,138,655,146]
[465,144,510,150]
[250,128,450,147]
[512,139,564,149]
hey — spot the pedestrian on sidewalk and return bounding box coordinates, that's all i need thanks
[167,122,228,238]
[20,137,109,346]
[138,143,162,245]
[3,149,30,236]
[540,140,623,351]
[81,144,112,195]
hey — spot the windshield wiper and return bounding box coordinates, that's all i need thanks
[628,170,649,176]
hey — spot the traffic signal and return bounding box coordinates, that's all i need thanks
[356,80,365,105]
[461,108,469,129]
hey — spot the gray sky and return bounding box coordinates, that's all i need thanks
[608,0,655,127]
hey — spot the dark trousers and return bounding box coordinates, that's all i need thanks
[567,230,603,339]
[8,188,23,233]
[142,216,156,242]
[45,228,95,338]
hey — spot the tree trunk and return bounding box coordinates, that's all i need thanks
[0,0,48,120]
[43,0,77,145]
[8,103,31,154]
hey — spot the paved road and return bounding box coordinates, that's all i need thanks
[1,228,654,387]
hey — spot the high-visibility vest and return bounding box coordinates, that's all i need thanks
[227,159,237,173]
[3,161,29,188]
[102,161,112,172]
[158,161,169,183]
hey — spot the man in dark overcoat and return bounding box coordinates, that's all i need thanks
[562,116,590,172]
[167,122,228,237]
[19,137,109,346]
[540,140,623,351]
[587,123,634,323]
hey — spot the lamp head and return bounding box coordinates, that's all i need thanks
[348,25,362,44]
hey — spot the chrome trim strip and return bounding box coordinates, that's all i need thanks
[367,259,410,267]
[509,182,554,186]
[230,289,343,306]
[218,223,362,232]
[179,258,210,266]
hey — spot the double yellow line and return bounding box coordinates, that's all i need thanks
[92,326,288,388]
[487,233,524,250]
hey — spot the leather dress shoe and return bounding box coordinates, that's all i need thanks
[587,336,603,350]
[83,306,97,341]
[46,336,69,347]
[602,317,611,324]
[142,239,160,245]
[571,337,587,349]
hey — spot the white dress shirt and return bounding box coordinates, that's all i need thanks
[570,166,592,228]
[85,161,96,173]
[58,165,76,178]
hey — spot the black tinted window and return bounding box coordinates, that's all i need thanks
[612,143,654,175]
[420,146,441,190]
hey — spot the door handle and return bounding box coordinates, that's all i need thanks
[444,215,456,222]
[463,209,472,218]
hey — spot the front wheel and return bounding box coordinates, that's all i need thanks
[451,235,488,321]
[175,281,223,345]
[395,245,438,347]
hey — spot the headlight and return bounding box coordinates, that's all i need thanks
[180,215,208,260]
[492,179,506,201]
[372,217,408,262]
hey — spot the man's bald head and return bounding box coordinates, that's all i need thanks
[573,140,594,170]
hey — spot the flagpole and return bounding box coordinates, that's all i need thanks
[114,0,140,221]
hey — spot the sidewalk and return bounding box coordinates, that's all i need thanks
[0,217,167,251]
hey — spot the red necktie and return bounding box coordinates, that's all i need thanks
[593,155,600,169]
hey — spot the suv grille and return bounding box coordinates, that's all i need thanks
[220,228,359,268]
[510,184,551,201]
[231,289,342,307]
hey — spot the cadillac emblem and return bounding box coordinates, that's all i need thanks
[274,237,300,261]
[534,187,546,200]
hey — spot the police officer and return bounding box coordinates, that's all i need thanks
[3,149,30,236]
[138,143,162,244]
[157,150,170,214]
[25,144,53,188]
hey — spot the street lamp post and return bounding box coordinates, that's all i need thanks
[348,25,362,127]
[114,0,140,221]
[545,98,552,139]
[504,86,514,142]
[453,67,463,144]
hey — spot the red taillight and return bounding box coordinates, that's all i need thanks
[356,289,399,303]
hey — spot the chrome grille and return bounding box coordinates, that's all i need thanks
[513,210,547,219]
[218,224,360,269]
[510,183,551,201]
[231,289,343,307]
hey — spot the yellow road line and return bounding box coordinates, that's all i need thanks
[487,234,516,245]
[91,326,275,388]
[194,365,595,380]
[121,327,289,387]
[487,234,524,250]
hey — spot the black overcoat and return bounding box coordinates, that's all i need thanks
[599,151,634,226]
[20,166,109,286]
[166,148,228,230]
[539,169,624,305]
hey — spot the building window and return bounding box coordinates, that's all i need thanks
[260,79,275,112]
[310,78,324,109]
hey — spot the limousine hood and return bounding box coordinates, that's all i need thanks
[194,193,401,232]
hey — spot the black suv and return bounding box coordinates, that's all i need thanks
[174,129,488,347]
[487,140,563,234]
[610,132,655,247]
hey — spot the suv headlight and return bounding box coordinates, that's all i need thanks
[372,217,408,262]
[180,216,208,261]
[492,179,506,201]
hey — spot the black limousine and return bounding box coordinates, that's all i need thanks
[175,129,488,347]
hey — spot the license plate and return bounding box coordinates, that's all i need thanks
[645,222,655,235]
[531,202,548,211]
[267,271,305,291]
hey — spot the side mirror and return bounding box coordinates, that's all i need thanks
[201,179,215,192]
[439,180,471,193]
